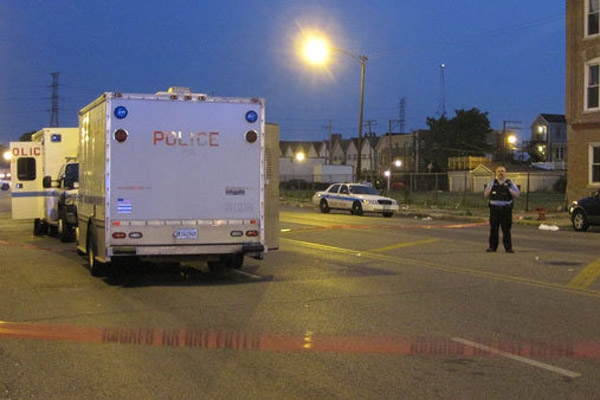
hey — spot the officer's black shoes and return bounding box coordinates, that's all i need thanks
[486,248,496,252]
[506,249,515,253]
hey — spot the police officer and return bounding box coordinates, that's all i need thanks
[484,166,520,253]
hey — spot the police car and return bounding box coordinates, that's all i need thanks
[312,183,399,217]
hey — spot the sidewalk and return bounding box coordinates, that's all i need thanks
[280,199,573,230]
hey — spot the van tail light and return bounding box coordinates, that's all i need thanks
[246,230,258,237]
[112,232,126,239]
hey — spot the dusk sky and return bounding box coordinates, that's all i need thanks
[0,0,565,145]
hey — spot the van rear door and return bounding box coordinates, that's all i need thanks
[9,142,44,219]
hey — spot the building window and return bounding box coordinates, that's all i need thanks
[588,0,600,36]
[586,62,600,110]
[590,143,600,184]
[555,147,564,161]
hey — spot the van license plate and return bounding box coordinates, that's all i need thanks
[174,228,198,239]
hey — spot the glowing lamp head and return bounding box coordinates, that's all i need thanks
[394,160,402,168]
[304,38,329,65]
[507,135,517,145]
[295,152,305,162]
[384,170,391,178]
[3,151,11,161]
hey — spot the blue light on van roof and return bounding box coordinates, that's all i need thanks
[50,134,61,142]
[245,110,258,123]
[114,106,128,119]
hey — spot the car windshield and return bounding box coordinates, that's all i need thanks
[349,185,379,195]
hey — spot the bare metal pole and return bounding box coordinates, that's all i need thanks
[357,55,367,181]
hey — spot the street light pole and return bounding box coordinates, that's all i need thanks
[357,55,367,182]
[334,51,367,182]
[302,39,368,181]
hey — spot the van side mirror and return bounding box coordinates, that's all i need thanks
[42,176,52,188]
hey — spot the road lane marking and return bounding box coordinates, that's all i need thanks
[281,238,600,299]
[568,258,600,289]
[369,239,441,253]
[451,337,581,379]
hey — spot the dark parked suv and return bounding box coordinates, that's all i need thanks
[569,190,600,231]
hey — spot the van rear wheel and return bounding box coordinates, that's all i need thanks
[33,218,47,236]
[87,228,108,277]
[59,214,74,242]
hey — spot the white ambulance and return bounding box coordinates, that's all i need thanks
[77,87,279,277]
[10,128,79,241]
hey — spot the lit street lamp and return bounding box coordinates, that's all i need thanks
[3,151,11,162]
[384,159,402,192]
[290,151,305,187]
[302,36,368,181]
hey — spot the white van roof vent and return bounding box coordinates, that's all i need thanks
[155,87,206,100]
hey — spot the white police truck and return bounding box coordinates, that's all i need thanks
[10,128,79,241]
[77,87,279,277]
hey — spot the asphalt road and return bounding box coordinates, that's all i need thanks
[1,190,600,399]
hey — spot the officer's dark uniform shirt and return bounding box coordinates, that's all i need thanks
[488,179,519,206]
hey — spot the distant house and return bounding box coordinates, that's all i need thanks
[528,114,567,164]
[566,1,600,202]
[448,164,564,193]
[360,135,379,178]
[375,133,413,173]
[343,138,359,169]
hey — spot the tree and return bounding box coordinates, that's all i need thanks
[426,108,493,172]
[19,130,36,142]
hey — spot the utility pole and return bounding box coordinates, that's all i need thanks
[439,63,446,117]
[364,119,377,182]
[323,120,333,164]
[50,72,60,127]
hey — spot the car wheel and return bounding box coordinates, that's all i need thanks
[319,199,330,213]
[351,201,363,216]
[382,212,393,218]
[572,210,590,232]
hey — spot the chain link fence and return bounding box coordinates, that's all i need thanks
[280,171,567,212]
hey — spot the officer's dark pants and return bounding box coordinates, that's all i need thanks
[489,205,513,251]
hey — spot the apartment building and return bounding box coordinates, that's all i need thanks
[566,0,600,201]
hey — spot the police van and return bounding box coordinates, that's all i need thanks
[77,87,279,277]
[10,128,79,241]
